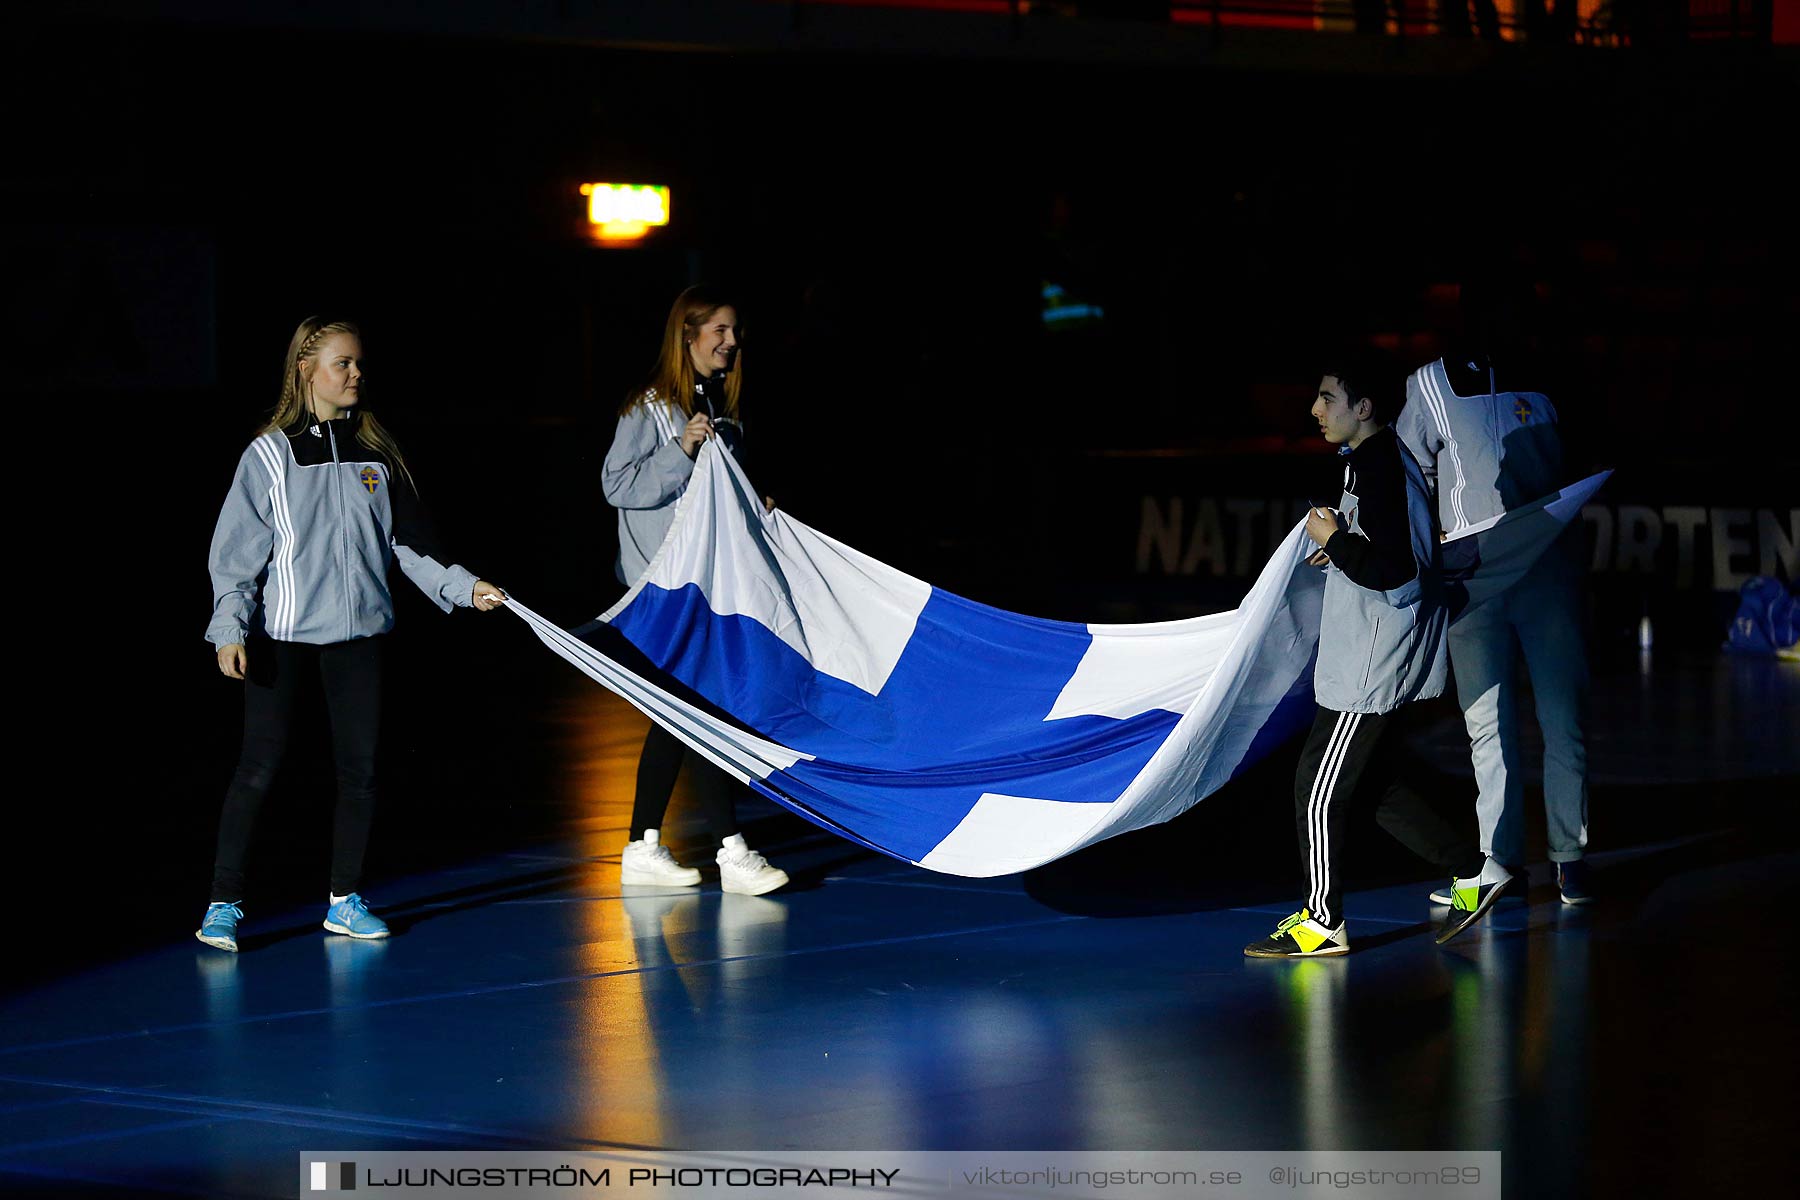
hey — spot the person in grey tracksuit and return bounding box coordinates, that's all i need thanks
[599,285,789,897]
[601,377,741,586]
[1246,367,1494,959]
[207,419,484,650]
[1396,351,1592,902]
[195,316,504,953]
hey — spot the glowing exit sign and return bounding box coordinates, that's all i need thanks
[579,183,670,242]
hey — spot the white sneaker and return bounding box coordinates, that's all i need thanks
[716,834,789,896]
[620,829,702,886]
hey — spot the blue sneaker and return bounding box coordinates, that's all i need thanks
[195,902,244,952]
[323,893,390,940]
[1556,860,1595,905]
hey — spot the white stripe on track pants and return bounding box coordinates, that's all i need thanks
[1293,705,1483,929]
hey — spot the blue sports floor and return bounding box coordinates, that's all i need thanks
[4,651,1795,1198]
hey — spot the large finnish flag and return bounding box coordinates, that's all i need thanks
[508,441,1606,877]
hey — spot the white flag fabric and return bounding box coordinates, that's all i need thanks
[507,442,1607,877]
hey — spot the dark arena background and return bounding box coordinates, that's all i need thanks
[7,3,1797,1198]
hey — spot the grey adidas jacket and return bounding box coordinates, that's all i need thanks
[206,418,479,648]
[1395,357,1564,537]
[602,385,743,585]
[602,390,696,585]
[1313,427,1449,715]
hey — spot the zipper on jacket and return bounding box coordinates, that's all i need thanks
[1488,364,1504,453]
[327,421,350,642]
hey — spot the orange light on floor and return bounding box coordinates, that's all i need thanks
[580,183,670,244]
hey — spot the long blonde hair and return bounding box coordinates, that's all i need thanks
[621,285,743,419]
[263,316,416,493]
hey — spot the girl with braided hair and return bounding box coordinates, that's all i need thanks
[602,285,790,896]
[195,317,507,952]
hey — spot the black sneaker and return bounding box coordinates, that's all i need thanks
[1556,860,1595,905]
[1244,909,1349,958]
[1435,872,1513,945]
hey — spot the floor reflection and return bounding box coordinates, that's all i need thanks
[1244,898,1598,1181]
[564,878,798,1147]
[0,656,1789,1197]
[1273,958,1351,1148]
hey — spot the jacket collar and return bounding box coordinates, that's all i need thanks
[694,371,728,413]
[1345,424,1393,461]
[300,413,362,438]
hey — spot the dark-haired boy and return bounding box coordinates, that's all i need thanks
[1244,370,1507,958]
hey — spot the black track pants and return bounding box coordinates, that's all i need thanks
[210,637,383,902]
[1293,705,1483,928]
[629,722,739,845]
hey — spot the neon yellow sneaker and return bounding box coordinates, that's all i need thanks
[1244,909,1349,958]
[1435,872,1513,944]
